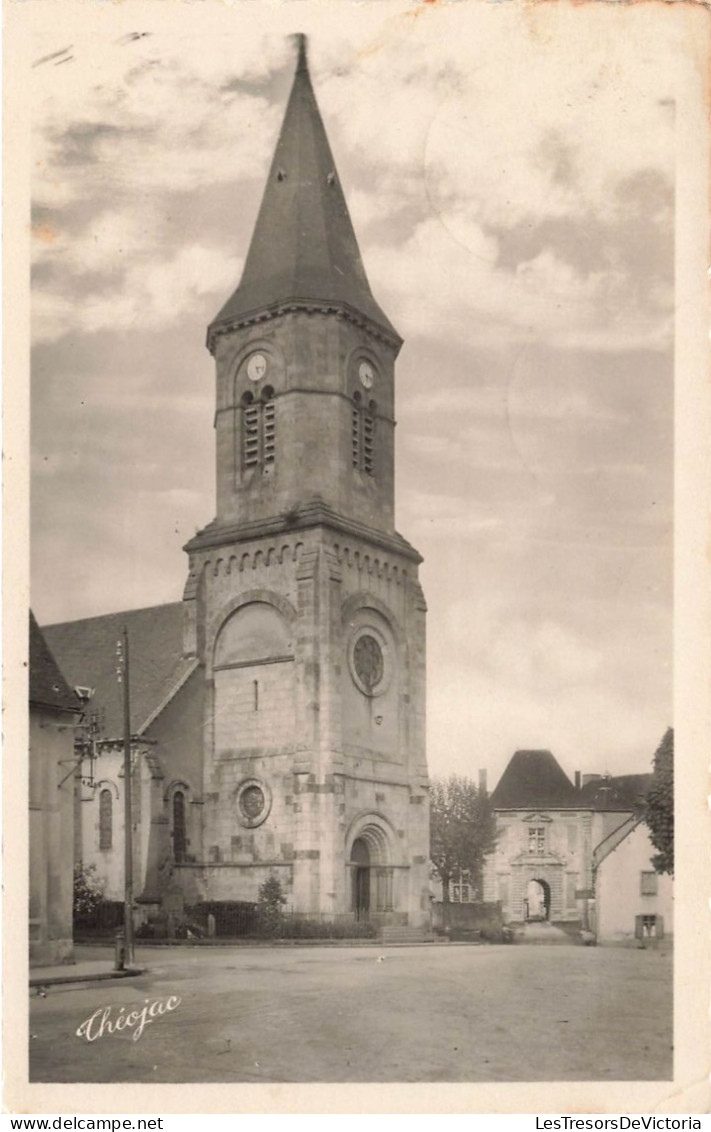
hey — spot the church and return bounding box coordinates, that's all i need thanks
[43,37,431,930]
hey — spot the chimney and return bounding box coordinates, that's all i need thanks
[574,771,581,791]
[582,773,602,787]
[478,768,488,795]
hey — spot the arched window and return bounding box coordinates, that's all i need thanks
[242,387,276,470]
[173,790,187,863]
[352,393,375,475]
[213,602,296,753]
[99,788,112,850]
[214,602,293,668]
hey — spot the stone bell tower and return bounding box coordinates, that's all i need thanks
[182,36,430,926]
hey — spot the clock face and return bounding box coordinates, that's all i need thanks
[247,353,268,382]
[358,361,375,390]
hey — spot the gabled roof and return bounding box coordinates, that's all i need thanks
[209,35,398,345]
[29,611,81,714]
[43,603,194,738]
[490,749,579,809]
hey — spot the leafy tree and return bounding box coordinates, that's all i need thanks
[645,727,674,875]
[73,863,105,925]
[257,871,287,937]
[429,775,498,905]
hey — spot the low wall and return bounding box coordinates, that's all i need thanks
[432,901,504,939]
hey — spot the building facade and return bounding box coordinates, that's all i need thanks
[29,612,82,964]
[482,749,665,939]
[44,39,430,929]
[595,819,673,944]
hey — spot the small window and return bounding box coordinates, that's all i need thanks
[450,871,473,903]
[173,790,187,864]
[635,913,661,939]
[640,870,658,896]
[528,826,546,855]
[99,788,112,850]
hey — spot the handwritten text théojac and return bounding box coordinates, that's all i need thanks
[76,995,181,1043]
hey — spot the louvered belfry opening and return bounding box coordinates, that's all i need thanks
[241,388,276,471]
[351,392,375,476]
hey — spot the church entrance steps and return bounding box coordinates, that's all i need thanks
[508,920,582,945]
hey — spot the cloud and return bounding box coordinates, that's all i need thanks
[27,5,675,780]
[31,25,282,208]
[367,207,671,353]
[32,238,243,341]
[427,665,669,785]
[420,28,674,233]
[423,560,671,780]
[31,8,674,356]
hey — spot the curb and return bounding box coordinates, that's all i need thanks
[30,967,146,989]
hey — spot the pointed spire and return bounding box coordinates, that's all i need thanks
[294,32,308,73]
[209,36,399,346]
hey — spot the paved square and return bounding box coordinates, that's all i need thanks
[30,943,672,1082]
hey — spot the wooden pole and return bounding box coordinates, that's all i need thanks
[120,627,135,966]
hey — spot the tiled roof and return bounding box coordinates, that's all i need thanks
[578,773,651,812]
[43,603,194,738]
[29,611,81,714]
[490,749,579,809]
[491,750,653,813]
[209,36,398,344]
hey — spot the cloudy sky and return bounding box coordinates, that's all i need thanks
[28,0,677,786]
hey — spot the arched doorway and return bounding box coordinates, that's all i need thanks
[351,838,370,917]
[525,878,551,922]
[348,821,395,919]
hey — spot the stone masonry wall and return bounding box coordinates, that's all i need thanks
[212,312,398,533]
[189,521,429,921]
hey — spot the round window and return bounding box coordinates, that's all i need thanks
[353,634,384,690]
[240,785,265,819]
[348,626,392,697]
[236,778,271,828]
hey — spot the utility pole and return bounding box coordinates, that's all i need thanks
[117,628,135,966]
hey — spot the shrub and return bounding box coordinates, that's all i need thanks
[280,917,377,940]
[257,872,287,937]
[73,864,105,926]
